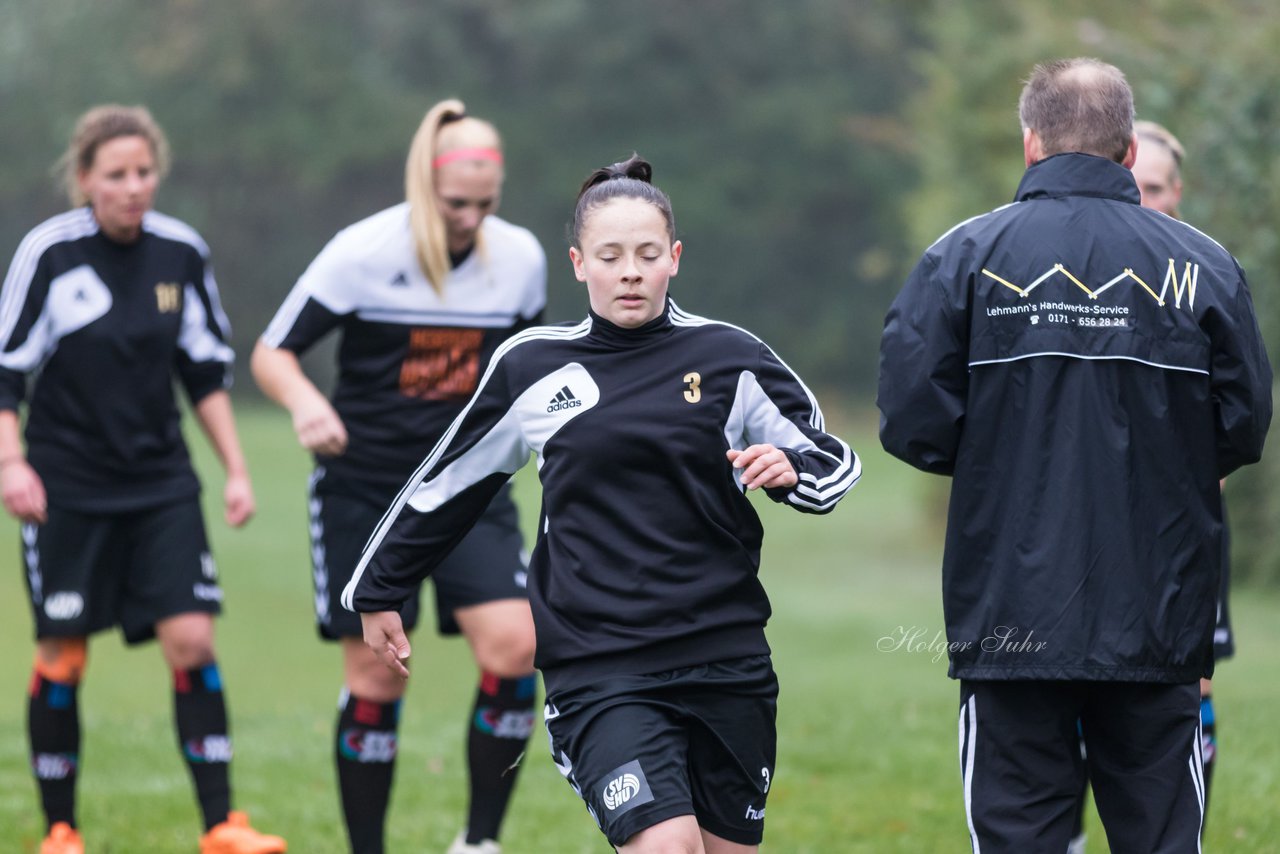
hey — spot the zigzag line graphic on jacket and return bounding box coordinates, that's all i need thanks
[981,258,1202,309]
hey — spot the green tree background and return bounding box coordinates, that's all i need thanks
[2,0,1278,583]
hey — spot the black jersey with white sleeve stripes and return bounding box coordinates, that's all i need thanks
[343,300,859,693]
[0,207,233,512]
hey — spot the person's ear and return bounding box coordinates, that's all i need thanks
[1121,133,1138,169]
[669,241,682,277]
[569,247,587,282]
[1023,128,1042,167]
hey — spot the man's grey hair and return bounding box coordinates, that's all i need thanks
[1018,58,1134,163]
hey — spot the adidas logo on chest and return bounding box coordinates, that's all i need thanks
[546,385,582,413]
[520,364,599,453]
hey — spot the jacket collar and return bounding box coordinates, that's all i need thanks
[587,298,675,348]
[1014,152,1141,206]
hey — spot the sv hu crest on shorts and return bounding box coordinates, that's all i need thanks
[599,759,654,817]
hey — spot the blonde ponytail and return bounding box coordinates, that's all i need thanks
[405,99,503,293]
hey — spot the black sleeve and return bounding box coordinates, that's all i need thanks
[877,252,970,476]
[1206,263,1273,477]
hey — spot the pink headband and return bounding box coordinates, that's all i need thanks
[432,148,504,169]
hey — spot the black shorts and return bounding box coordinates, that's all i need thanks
[543,655,778,848]
[958,680,1203,853]
[310,471,527,639]
[21,499,221,644]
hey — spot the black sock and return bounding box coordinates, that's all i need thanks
[336,690,401,854]
[174,663,232,832]
[1201,694,1216,830]
[465,673,537,844]
[28,672,80,830]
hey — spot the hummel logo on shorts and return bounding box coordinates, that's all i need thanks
[547,385,583,413]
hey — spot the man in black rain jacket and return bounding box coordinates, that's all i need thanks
[878,58,1271,852]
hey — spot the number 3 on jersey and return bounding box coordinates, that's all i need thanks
[683,371,702,404]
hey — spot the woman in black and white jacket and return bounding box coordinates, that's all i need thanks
[0,103,283,854]
[348,154,859,853]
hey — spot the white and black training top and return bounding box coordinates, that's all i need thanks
[0,207,233,512]
[261,204,546,499]
[343,300,860,693]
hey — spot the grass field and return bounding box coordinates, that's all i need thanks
[2,405,1278,852]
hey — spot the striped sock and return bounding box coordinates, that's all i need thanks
[336,689,401,854]
[28,672,80,830]
[465,672,537,843]
[174,663,232,831]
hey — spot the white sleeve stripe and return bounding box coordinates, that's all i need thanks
[179,284,235,365]
[793,440,855,494]
[0,210,98,347]
[202,267,232,337]
[788,457,862,508]
[787,478,858,511]
[795,443,852,484]
[261,284,325,347]
[791,456,861,503]
[0,310,52,372]
[729,369,856,497]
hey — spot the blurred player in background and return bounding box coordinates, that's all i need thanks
[0,104,285,854]
[252,99,544,854]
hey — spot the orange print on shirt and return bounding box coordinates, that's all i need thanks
[399,328,484,400]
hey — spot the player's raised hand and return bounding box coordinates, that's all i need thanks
[726,444,797,491]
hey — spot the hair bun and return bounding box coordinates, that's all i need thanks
[618,155,652,184]
[569,152,674,246]
[578,153,651,199]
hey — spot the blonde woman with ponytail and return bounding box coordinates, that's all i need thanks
[252,99,545,854]
[406,99,503,291]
